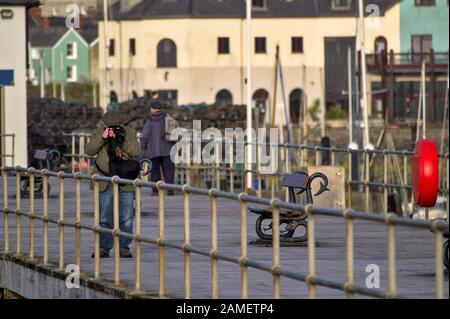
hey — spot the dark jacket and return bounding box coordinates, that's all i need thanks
[85,126,140,192]
[141,111,174,159]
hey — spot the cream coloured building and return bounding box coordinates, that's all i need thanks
[98,0,401,126]
[1,0,40,167]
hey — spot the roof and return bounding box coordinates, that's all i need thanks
[0,0,40,6]
[107,0,399,20]
[29,26,98,47]
[79,28,98,44]
[28,26,67,47]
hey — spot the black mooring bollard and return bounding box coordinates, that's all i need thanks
[321,136,331,165]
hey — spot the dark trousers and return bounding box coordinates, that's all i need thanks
[151,156,175,192]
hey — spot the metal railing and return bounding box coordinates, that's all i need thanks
[0,133,15,167]
[61,132,449,217]
[366,51,449,67]
[0,165,448,299]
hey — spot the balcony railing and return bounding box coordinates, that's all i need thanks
[366,50,449,73]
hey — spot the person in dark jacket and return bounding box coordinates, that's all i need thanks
[86,111,140,258]
[141,100,176,194]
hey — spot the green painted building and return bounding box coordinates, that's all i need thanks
[29,27,98,86]
[400,0,449,54]
[368,0,449,124]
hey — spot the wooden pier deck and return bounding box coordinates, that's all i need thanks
[0,177,448,299]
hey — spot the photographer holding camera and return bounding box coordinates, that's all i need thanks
[86,111,140,258]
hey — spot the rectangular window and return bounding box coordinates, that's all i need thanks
[66,65,77,82]
[109,39,115,57]
[292,37,304,53]
[255,37,266,54]
[332,0,351,10]
[412,34,433,63]
[415,0,435,6]
[218,37,230,54]
[31,48,40,59]
[129,38,136,56]
[252,0,267,10]
[157,90,178,108]
[67,42,77,59]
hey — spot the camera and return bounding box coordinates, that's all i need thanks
[107,125,126,146]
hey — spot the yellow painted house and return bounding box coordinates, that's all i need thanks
[98,0,402,125]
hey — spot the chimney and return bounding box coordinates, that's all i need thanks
[120,0,128,14]
[28,7,42,18]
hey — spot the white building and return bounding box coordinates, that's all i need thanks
[0,0,39,167]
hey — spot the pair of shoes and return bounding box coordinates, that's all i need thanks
[91,250,110,258]
[120,250,133,258]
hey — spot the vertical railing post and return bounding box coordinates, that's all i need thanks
[271,199,281,299]
[383,152,388,215]
[215,140,220,191]
[365,150,370,212]
[256,141,262,197]
[446,154,449,222]
[71,135,76,174]
[239,193,248,299]
[403,153,408,197]
[28,168,35,260]
[182,185,191,299]
[315,147,320,166]
[79,135,85,173]
[157,181,166,298]
[112,177,120,285]
[75,173,81,268]
[42,170,49,265]
[134,179,142,292]
[347,150,353,208]
[93,176,100,280]
[284,145,289,201]
[58,172,65,270]
[432,221,444,299]
[15,167,21,255]
[306,204,316,299]
[331,148,336,166]
[304,147,309,167]
[229,142,234,193]
[209,188,219,299]
[2,167,9,253]
[344,209,354,299]
[386,214,397,298]
[185,139,191,186]
[300,145,305,168]
[271,143,276,199]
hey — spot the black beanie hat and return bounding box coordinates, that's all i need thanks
[150,100,162,110]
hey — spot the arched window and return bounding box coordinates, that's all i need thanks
[374,36,387,54]
[252,89,269,110]
[252,89,270,124]
[157,39,177,68]
[215,89,233,107]
[289,89,303,124]
[110,90,118,103]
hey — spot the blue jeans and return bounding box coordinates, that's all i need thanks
[99,185,135,253]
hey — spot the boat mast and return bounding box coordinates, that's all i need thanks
[245,0,253,188]
[103,0,110,107]
[358,0,371,149]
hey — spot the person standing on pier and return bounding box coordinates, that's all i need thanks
[86,111,141,258]
[141,100,177,195]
